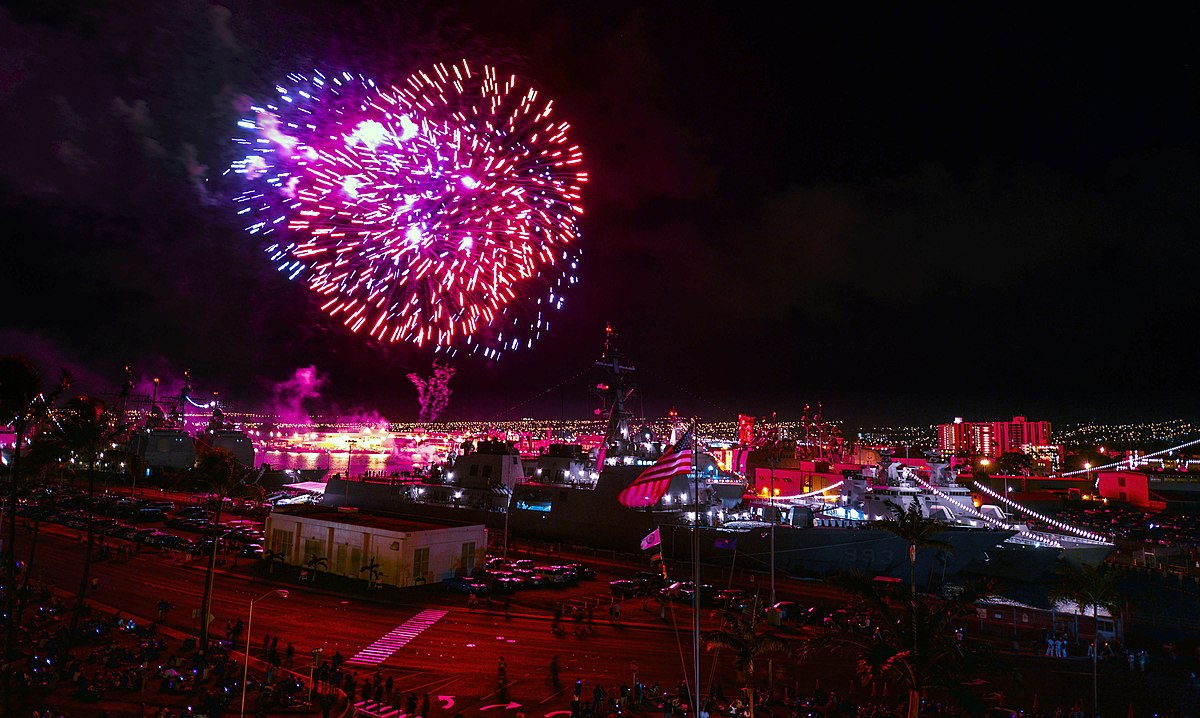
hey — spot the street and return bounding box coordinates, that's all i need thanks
[24,521,789,716]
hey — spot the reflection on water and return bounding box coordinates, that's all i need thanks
[259,450,417,475]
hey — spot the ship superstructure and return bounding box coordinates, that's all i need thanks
[322,326,1017,590]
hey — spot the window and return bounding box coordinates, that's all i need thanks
[1118,476,1126,487]
[413,547,430,581]
[515,487,552,512]
[469,464,479,476]
[482,465,493,478]
[304,539,323,564]
[270,528,293,557]
[461,542,476,575]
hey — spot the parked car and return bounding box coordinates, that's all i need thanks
[157,535,194,551]
[129,508,167,523]
[443,576,490,595]
[510,567,548,587]
[716,589,749,612]
[489,573,525,593]
[238,543,265,558]
[563,562,595,580]
[660,581,717,606]
[536,566,578,585]
[632,571,667,592]
[768,600,802,622]
[609,579,642,599]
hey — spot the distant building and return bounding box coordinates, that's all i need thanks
[993,416,1052,455]
[937,418,994,457]
[1096,470,1200,510]
[937,416,1051,459]
[265,507,487,588]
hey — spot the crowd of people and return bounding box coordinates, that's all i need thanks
[3,572,321,718]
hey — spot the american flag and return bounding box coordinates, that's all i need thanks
[618,422,695,508]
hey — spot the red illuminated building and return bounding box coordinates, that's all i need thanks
[937,415,1052,458]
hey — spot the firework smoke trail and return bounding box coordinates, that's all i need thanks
[408,359,456,422]
[227,62,587,359]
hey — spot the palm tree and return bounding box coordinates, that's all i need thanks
[108,444,146,499]
[262,549,286,576]
[872,500,954,596]
[1048,563,1124,716]
[305,553,328,582]
[800,573,990,718]
[701,596,791,718]
[0,356,65,714]
[361,556,384,589]
[41,395,121,633]
[192,445,262,651]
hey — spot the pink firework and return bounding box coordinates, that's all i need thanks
[407,359,456,423]
[229,62,587,358]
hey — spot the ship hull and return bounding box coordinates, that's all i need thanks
[658,522,1015,589]
[324,472,1013,587]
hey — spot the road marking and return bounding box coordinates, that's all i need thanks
[480,702,522,711]
[347,609,448,666]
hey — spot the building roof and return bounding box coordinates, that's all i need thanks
[271,507,484,534]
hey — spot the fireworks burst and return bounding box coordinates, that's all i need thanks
[408,359,456,423]
[228,61,587,358]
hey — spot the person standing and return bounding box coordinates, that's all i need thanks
[420,692,431,718]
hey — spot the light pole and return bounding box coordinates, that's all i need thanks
[345,438,358,508]
[503,488,513,563]
[241,588,288,717]
[768,450,778,606]
[309,646,324,702]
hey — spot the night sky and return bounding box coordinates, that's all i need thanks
[1,1,1197,429]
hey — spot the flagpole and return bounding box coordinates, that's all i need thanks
[691,418,701,718]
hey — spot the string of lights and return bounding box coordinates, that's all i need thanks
[1054,435,1200,477]
[908,474,1035,537]
[970,480,1112,543]
[773,481,844,502]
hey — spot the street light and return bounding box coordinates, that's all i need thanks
[241,588,289,717]
[345,438,358,508]
[502,488,513,563]
[767,449,778,606]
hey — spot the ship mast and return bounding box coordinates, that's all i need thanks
[593,323,637,455]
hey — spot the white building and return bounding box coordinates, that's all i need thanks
[265,508,487,588]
